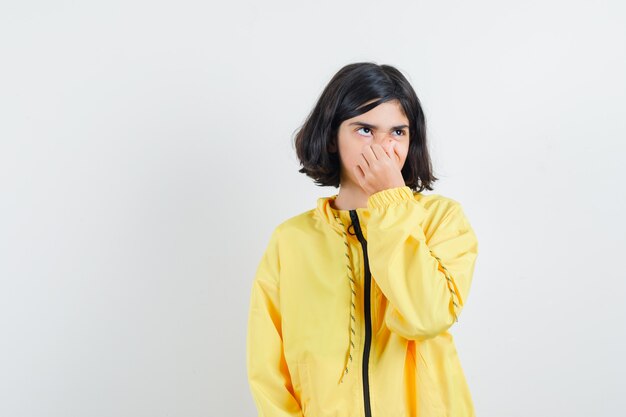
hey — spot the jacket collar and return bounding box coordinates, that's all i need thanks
[315,193,372,239]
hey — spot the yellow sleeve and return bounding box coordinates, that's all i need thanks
[246,227,303,417]
[366,186,479,341]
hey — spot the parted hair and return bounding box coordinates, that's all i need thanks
[293,62,438,192]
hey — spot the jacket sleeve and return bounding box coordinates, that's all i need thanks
[246,227,303,417]
[366,186,479,341]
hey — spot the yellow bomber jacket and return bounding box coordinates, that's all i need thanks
[246,185,479,417]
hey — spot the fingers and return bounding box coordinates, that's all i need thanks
[391,142,400,162]
[359,152,370,169]
[353,164,365,189]
[355,142,403,194]
[385,142,397,160]
[363,143,396,162]
[360,145,376,166]
[373,144,389,160]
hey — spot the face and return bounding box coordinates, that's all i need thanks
[330,98,410,187]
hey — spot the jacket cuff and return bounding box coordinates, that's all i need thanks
[367,186,415,209]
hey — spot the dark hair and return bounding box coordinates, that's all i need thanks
[293,62,438,193]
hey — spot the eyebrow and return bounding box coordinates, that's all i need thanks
[348,121,409,130]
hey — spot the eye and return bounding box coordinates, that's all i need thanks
[356,127,407,138]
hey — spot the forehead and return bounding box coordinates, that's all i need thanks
[345,99,409,127]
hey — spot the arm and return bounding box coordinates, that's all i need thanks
[366,186,479,341]
[246,227,303,417]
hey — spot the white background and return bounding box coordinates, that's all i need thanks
[1,1,624,416]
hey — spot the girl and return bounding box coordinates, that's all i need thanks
[246,62,479,417]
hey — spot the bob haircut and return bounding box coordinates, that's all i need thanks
[293,62,438,193]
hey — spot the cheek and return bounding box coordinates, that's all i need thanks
[339,143,363,165]
[342,154,361,169]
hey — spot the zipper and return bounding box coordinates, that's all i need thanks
[349,209,372,417]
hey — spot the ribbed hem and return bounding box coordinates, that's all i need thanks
[367,186,414,209]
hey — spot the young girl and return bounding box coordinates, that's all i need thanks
[246,62,479,417]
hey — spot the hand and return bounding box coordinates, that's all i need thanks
[352,142,405,197]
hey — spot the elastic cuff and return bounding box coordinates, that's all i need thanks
[367,186,414,209]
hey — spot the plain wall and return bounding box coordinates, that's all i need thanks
[1,0,624,416]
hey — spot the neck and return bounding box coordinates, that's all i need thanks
[332,181,369,210]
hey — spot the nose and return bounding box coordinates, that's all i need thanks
[372,133,395,153]
[369,133,399,161]
[372,132,394,146]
